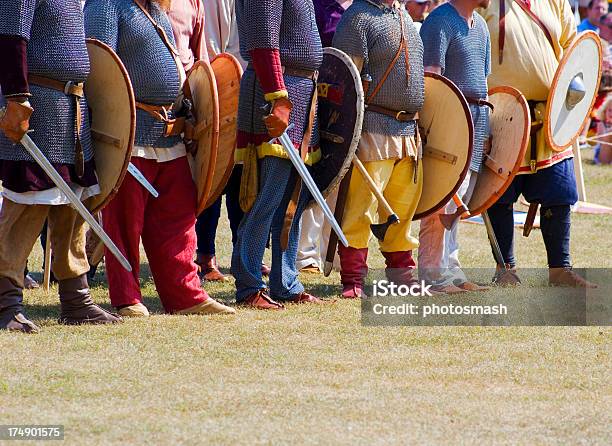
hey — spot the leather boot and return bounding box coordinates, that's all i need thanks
[549,267,597,288]
[58,274,121,325]
[0,277,39,333]
[492,264,521,286]
[196,254,227,282]
[338,245,368,298]
[382,251,417,285]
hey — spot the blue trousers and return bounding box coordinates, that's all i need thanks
[195,165,244,255]
[231,157,308,302]
[487,159,577,268]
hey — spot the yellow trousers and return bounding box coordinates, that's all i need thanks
[0,199,90,288]
[342,156,423,252]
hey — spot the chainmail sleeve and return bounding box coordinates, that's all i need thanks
[420,14,450,73]
[0,0,35,40]
[84,0,121,52]
[242,0,282,51]
[332,8,369,66]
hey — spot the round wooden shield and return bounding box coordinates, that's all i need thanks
[414,73,473,220]
[545,31,602,152]
[466,86,530,217]
[310,47,364,200]
[204,53,242,209]
[84,38,135,214]
[188,61,219,216]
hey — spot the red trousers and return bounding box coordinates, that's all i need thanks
[102,156,209,313]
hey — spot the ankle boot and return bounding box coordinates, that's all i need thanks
[196,254,227,282]
[382,251,417,285]
[492,264,521,286]
[58,274,121,325]
[549,267,597,288]
[338,245,368,298]
[0,277,38,333]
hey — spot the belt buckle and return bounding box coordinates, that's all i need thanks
[530,160,537,173]
[63,81,76,95]
[396,110,407,121]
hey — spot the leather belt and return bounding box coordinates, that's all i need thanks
[136,101,185,137]
[29,74,85,177]
[246,64,319,81]
[527,100,544,172]
[466,96,495,111]
[366,104,419,122]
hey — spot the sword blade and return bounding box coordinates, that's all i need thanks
[128,162,159,198]
[482,210,506,271]
[278,131,349,247]
[19,134,132,272]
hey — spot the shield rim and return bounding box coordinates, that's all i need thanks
[545,31,603,152]
[190,60,220,216]
[465,85,530,217]
[85,38,136,214]
[203,53,243,210]
[316,46,365,199]
[413,72,473,220]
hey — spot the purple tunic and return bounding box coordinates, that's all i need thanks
[313,0,347,47]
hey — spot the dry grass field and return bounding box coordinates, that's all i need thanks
[0,149,610,445]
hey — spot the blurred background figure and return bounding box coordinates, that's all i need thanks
[595,96,612,164]
[406,0,432,30]
[578,0,608,32]
[313,0,353,47]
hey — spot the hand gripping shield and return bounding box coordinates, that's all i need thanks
[545,31,603,152]
[84,38,136,214]
[414,73,473,220]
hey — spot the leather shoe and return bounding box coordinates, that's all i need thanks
[117,302,150,318]
[457,282,490,292]
[177,298,236,315]
[549,267,597,288]
[287,292,329,304]
[196,254,228,282]
[240,290,284,310]
[493,265,521,286]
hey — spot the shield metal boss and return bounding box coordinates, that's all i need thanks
[545,31,602,152]
[188,61,219,216]
[466,86,530,217]
[414,72,473,220]
[309,47,364,201]
[204,53,243,210]
[84,38,135,214]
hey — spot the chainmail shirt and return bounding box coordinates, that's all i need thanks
[420,2,491,172]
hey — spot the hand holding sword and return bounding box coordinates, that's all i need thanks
[264,101,349,247]
[0,106,132,272]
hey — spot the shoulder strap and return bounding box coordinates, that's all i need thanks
[366,10,410,105]
[499,0,555,65]
[132,0,180,57]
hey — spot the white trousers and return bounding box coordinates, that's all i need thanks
[418,170,478,286]
[296,188,340,271]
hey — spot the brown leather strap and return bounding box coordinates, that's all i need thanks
[29,74,85,177]
[499,0,555,65]
[299,78,319,160]
[132,0,179,57]
[366,10,410,105]
[136,101,185,137]
[465,96,495,111]
[366,104,419,122]
[280,180,302,251]
[283,66,319,81]
[499,0,506,65]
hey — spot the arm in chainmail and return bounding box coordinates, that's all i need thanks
[419,13,451,75]
[332,8,370,69]
[241,0,286,101]
[0,0,36,97]
[83,0,121,52]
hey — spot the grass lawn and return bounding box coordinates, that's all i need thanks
[0,149,610,445]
